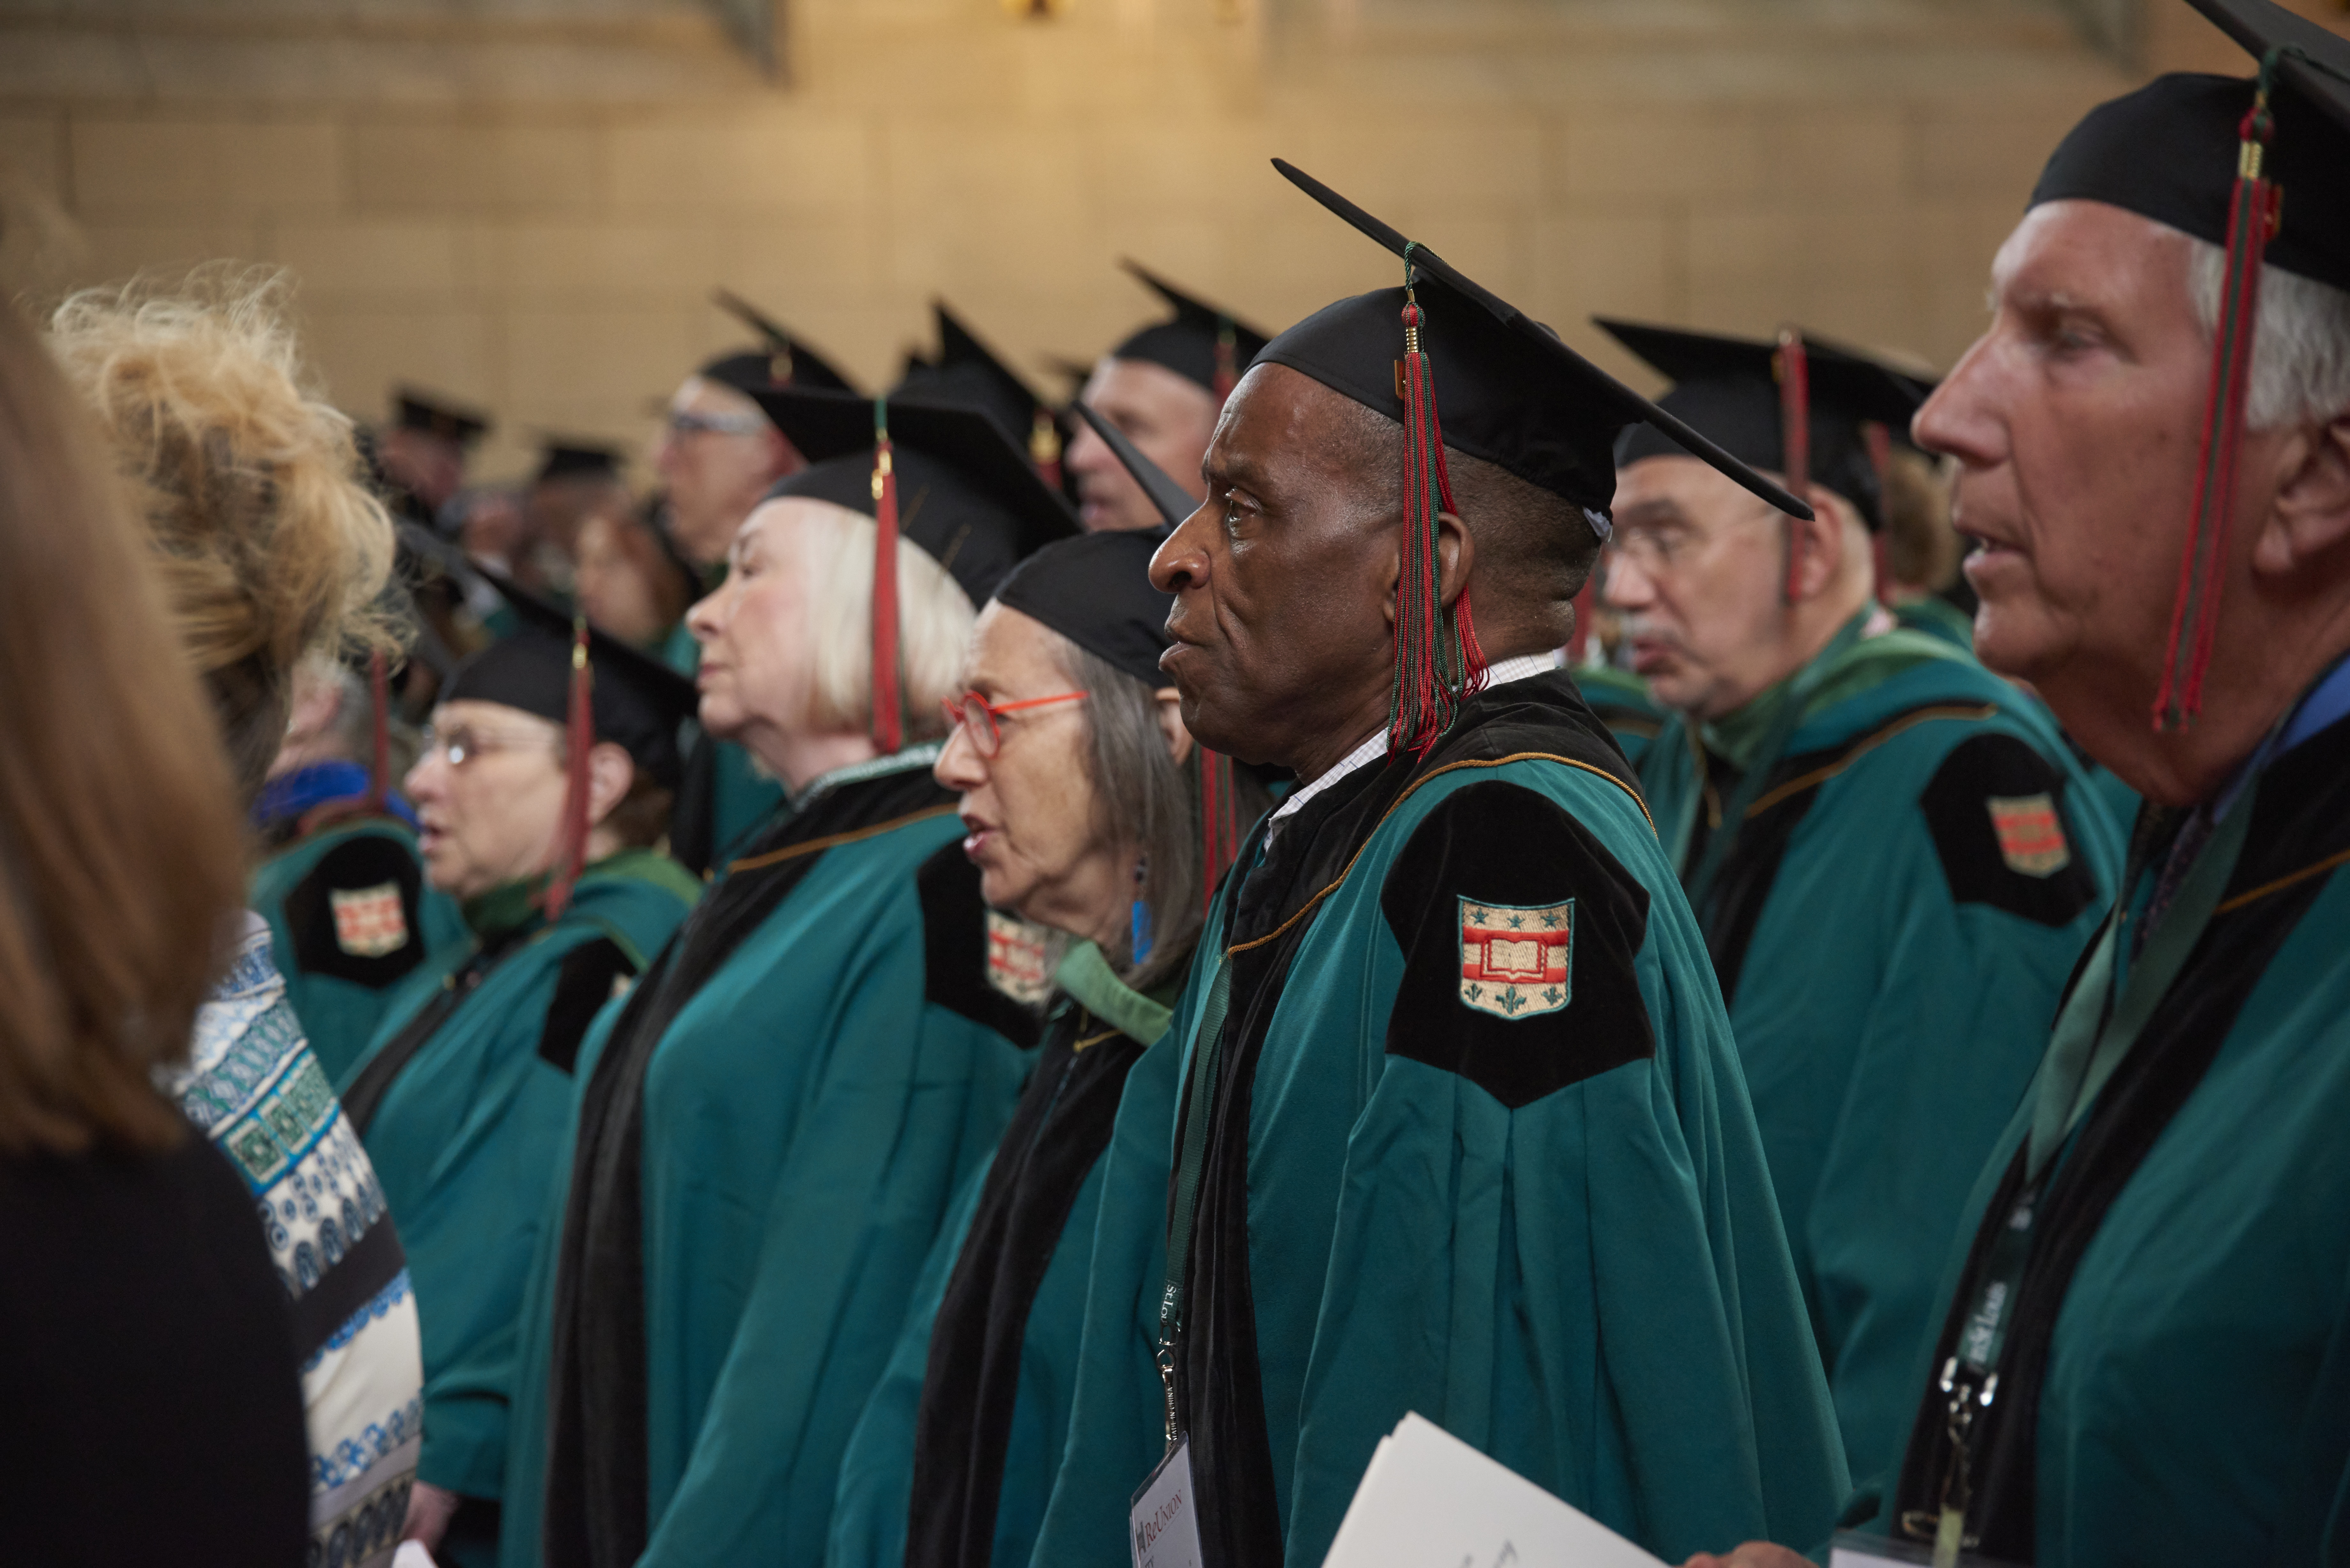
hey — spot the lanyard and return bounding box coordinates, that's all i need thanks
[1681,612,1870,907]
[1927,780,2256,1566]
[1156,927,1235,1450]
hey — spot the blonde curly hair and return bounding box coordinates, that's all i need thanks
[47,266,401,795]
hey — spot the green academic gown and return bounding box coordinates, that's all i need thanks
[1875,691,2350,1565]
[334,851,699,1555]
[1078,668,1848,1568]
[829,942,1176,1568]
[250,816,469,1082]
[1573,660,1666,768]
[503,747,1038,1568]
[1892,594,1977,652]
[1635,626,2121,1487]
[660,620,788,874]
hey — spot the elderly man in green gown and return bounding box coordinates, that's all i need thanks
[1692,2,2350,1564]
[1596,320,2123,1484]
[1028,165,1850,1568]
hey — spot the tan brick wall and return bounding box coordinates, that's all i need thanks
[8,0,2284,486]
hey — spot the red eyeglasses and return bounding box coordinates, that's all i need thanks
[941,690,1087,758]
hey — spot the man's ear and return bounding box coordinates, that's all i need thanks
[1153,686,1196,768]
[1790,488,1853,603]
[1434,509,1477,612]
[586,742,637,827]
[2252,412,2350,577]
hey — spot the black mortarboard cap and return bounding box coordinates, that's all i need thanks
[1072,399,1197,528]
[1600,319,1932,529]
[534,439,624,484]
[1109,260,1273,398]
[993,529,1174,690]
[395,388,490,446]
[1262,160,1813,528]
[701,290,859,397]
[895,302,1065,460]
[748,389,1079,606]
[446,568,700,787]
[2029,1,2350,291]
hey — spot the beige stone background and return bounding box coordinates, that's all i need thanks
[1,0,2343,483]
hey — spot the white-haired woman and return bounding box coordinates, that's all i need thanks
[501,396,1076,1568]
[829,524,1272,1568]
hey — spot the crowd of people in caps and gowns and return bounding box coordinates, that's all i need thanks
[7,3,2350,1566]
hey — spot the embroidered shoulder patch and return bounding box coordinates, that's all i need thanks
[985,910,1054,1005]
[1986,792,2071,877]
[329,882,409,958]
[1458,896,1574,1020]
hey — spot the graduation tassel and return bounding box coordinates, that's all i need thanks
[870,398,904,755]
[1775,326,1812,606]
[542,619,595,920]
[1390,246,1490,759]
[2155,56,2283,732]
[1863,419,1894,607]
[365,649,392,813]
[1213,317,1239,404]
[1029,408,1064,490]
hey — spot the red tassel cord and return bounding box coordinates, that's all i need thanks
[1199,748,1241,920]
[1389,248,1490,759]
[1775,327,1812,605]
[542,620,595,920]
[366,649,392,811]
[2155,71,2281,732]
[1030,408,1064,491]
[1213,318,1239,405]
[871,399,904,754]
[1862,419,1894,607]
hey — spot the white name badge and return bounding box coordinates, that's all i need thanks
[1131,1439,1205,1568]
[1828,1530,2025,1568]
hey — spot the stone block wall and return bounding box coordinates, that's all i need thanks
[0,0,2338,482]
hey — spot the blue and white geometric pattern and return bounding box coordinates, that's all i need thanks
[171,915,422,1568]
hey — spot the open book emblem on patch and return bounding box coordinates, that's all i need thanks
[1458,897,1572,1020]
[329,881,409,958]
[1987,793,2070,877]
[985,910,1054,1005]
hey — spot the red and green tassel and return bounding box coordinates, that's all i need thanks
[542,619,595,919]
[1775,326,1811,605]
[2155,56,2283,732]
[1390,247,1489,759]
[1213,317,1239,404]
[871,397,904,754]
[1029,408,1064,490]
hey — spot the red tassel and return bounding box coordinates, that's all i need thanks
[1776,327,1811,605]
[1029,408,1064,491]
[2155,82,2280,732]
[542,620,595,920]
[366,649,391,811]
[1388,250,1490,759]
[1213,318,1239,405]
[1862,420,1894,607]
[871,399,904,754]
